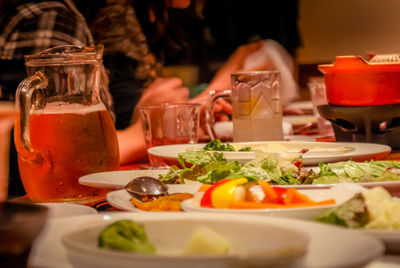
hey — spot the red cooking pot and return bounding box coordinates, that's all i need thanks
[318,54,400,106]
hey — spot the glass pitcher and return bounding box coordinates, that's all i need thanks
[14,45,120,204]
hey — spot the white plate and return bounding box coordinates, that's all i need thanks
[79,169,169,190]
[285,101,314,112]
[62,213,309,268]
[38,203,97,219]
[79,169,400,197]
[182,183,365,220]
[107,184,202,212]
[107,183,365,217]
[356,229,400,254]
[283,115,317,125]
[28,212,384,268]
[147,141,391,166]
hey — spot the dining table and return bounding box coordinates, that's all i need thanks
[10,113,400,268]
[39,156,400,267]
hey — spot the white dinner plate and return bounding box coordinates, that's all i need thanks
[285,101,314,112]
[79,169,400,197]
[28,212,384,268]
[358,229,400,254]
[79,169,169,190]
[213,115,317,139]
[61,213,309,268]
[107,183,365,218]
[147,141,391,166]
[38,203,97,219]
[283,115,318,125]
[107,184,202,212]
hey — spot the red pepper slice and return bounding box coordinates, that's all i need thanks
[272,186,288,204]
[294,160,303,168]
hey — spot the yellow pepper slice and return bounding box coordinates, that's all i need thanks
[211,178,248,208]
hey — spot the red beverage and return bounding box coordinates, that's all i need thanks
[14,102,119,203]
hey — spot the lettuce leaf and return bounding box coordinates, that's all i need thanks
[317,193,369,228]
[314,160,400,184]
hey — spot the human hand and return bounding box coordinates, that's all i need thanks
[138,77,190,106]
[202,41,265,94]
[117,121,148,165]
[131,77,190,123]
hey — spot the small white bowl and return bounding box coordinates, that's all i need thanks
[62,213,309,268]
[38,203,97,219]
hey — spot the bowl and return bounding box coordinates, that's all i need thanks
[318,55,400,106]
[62,213,309,268]
[38,203,97,219]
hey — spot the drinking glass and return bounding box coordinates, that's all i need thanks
[139,103,201,148]
[139,103,201,168]
[307,77,332,135]
[206,71,283,142]
[14,45,120,204]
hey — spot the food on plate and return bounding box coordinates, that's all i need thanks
[159,150,400,186]
[317,187,400,229]
[316,193,368,228]
[98,220,230,256]
[200,139,355,155]
[182,226,230,255]
[129,193,194,211]
[160,150,306,185]
[315,160,400,184]
[98,220,156,254]
[192,178,335,209]
[203,139,252,152]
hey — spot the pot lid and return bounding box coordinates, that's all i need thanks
[318,54,400,73]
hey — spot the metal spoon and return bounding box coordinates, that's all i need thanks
[125,176,169,200]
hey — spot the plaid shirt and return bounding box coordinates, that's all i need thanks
[0,0,93,60]
[0,0,114,116]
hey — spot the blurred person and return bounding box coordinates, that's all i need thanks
[202,0,302,106]
[202,0,301,61]
[80,0,192,129]
[0,0,190,197]
[132,0,301,106]
[87,0,264,129]
[0,0,99,197]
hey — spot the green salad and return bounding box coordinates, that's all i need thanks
[203,139,252,152]
[159,150,400,185]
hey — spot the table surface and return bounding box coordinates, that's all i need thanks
[103,148,400,267]
[13,130,400,267]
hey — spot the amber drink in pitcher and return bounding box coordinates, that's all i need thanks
[14,45,119,203]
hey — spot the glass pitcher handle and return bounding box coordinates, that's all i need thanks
[16,72,48,152]
[205,90,231,140]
